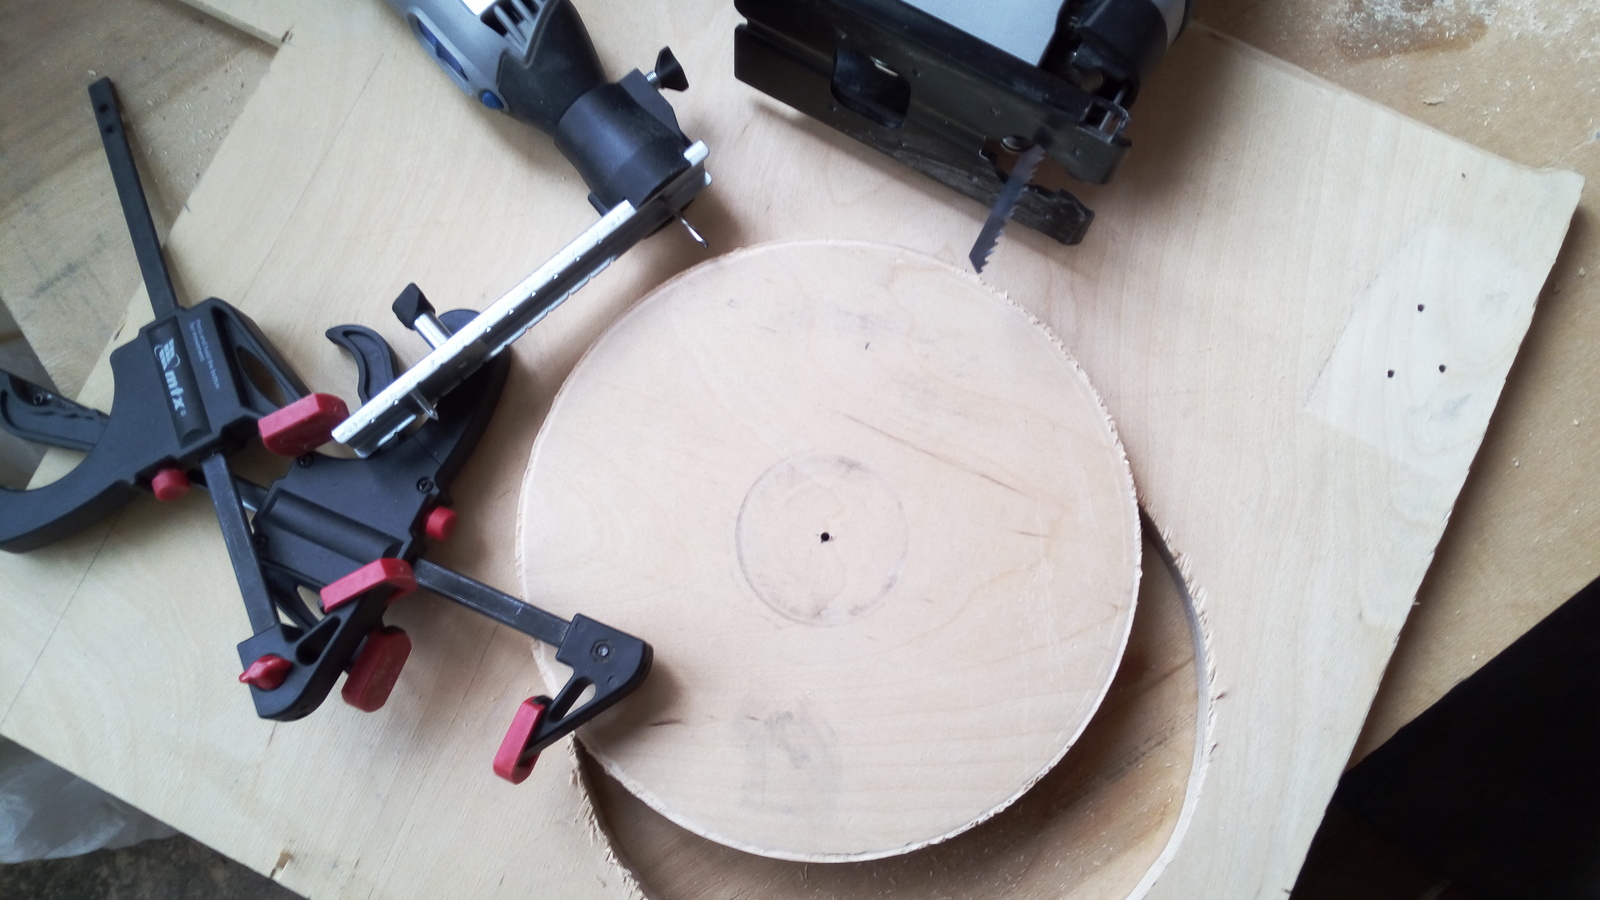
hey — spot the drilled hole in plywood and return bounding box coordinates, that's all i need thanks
[580,520,1211,899]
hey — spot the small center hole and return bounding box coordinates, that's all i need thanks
[820,532,831,543]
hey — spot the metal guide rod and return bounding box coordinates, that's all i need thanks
[233,480,570,646]
[88,78,181,318]
[414,560,571,646]
[202,454,280,634]
[331,141,709,457]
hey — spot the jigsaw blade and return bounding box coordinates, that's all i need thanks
[968,143,1046,274]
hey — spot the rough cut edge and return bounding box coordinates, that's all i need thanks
[562,741,649,900]
[1127,510,1219,900]
[518,239,1146,863]
[172,0,291,46]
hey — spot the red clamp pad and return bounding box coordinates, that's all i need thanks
[258,393,349,457]
[424,506,457,542]
[320,558,417,613]
[340,627,412,712]
[493,698,548,784]
[238,654,292,691]
[150,467,191,501]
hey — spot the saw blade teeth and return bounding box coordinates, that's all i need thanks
[968,143,1046,274]
[968,225,1001,273]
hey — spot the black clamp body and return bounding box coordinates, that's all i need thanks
[733,0,1190,245]
[0,78,652,770]
[0,298,304,551]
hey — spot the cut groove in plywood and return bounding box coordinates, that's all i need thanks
[583,521,1210,899]
[519,241,1142,862]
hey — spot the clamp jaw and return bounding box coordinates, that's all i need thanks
[0,298,305,552]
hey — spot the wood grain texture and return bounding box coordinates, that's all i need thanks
[0,0,271,398]
[1189,0,1600,764]
[587,525,1205,899]
[519,241,1141,861]
[0,0,1580,897]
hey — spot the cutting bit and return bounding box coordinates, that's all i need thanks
[968,142,1047,274]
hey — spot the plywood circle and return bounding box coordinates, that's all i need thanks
[584,527,1207,900]
[519,240,1140,862]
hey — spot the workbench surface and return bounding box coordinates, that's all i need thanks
[1,0,1593,894]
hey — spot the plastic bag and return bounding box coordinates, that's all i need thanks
[0,738,176,863]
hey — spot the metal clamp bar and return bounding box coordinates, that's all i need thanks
[201,453,279,634]
[89,79,180,319]
[413,558,570,647]
[332,141,709,457]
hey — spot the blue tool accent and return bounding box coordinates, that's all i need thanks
[479,90,504,110]
[414,19,467,83]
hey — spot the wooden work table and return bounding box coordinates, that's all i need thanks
[0,0,1593,892]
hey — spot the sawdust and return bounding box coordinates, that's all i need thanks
[1335,0,1497,60]
[1326,0,1600,60]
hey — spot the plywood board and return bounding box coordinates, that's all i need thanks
[0,1,1580,898]
[0,0,272,399]
[1188,0,1600,763]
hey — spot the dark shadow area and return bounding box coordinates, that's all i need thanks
[1295,577,1600,899]
[0,834,297,900]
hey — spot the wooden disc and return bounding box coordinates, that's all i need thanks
[519,241,1139,862]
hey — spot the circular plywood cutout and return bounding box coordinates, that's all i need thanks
[583,527,1206,900]
[519,240,1140,862]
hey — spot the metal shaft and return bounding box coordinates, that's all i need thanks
[89,79,181,319]
[414,559,570,647]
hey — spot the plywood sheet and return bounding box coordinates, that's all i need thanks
[0,0,272,399]
[1190,0,1600,763]
[0,0,1579,898]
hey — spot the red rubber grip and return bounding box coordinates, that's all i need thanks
[493,698,547,784]
[238,654,292,691]
[340,627,412,713]
[150,467,191,501]
[258,393,349,456]
[320,558,417,613]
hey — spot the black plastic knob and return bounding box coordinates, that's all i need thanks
[391,283,436,327]
[652,47,688,92]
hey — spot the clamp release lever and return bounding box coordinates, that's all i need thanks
[413,560,652,783]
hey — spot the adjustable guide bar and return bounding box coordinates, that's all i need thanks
[330,142,709,458]
[90,78,179,319]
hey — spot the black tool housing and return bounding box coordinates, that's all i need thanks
[734,0,1187,245]
[490,0,694,212]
